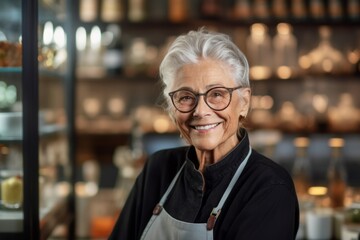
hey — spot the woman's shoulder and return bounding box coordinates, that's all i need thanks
[247,149,295,189]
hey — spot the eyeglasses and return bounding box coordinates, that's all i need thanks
[168,86,243,113]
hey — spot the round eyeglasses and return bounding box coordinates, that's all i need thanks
[168,86,243,113]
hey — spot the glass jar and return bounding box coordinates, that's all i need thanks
[1,174,23,209]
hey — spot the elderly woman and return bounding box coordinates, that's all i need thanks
[109,28,299,240]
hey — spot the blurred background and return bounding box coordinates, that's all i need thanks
[0,0,360,239]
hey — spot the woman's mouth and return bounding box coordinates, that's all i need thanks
[192,123,220,130]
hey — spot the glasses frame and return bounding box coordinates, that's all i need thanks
[168,86,243,113]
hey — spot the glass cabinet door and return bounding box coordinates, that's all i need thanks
[0,0,74,239]
[38,0,72,238]
[0,0,24,236]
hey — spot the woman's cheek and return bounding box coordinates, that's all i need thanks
[175,120,190,144]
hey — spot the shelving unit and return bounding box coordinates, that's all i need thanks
[71,0,360,167]
[70,1,360,238]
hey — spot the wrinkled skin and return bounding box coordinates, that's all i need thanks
[170,59,251,172]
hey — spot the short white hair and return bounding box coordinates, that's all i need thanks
[159,28,250,112]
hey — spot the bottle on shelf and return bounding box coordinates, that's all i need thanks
[292,137,311,202]
[233,0,252,20]
[102,24,124,75]
[128,0,146,22]
[246,23,272,80]
[272,0,288,19]
[168,0,188,22]
[291,0,307,20]
[252,0,270,19]
[328,0,343,20]
[273,23,298,79]
[79,0,98,22]
[101,0,123,22]
[309,0,326,19]
[327,137,347,210]
[83,26,106,78]
[347,0,360,20]
[299,26,349,74]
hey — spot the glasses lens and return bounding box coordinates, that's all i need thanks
[172,90,196,112]
[206,88,231,110]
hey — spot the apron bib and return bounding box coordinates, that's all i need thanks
[140,147,252,240]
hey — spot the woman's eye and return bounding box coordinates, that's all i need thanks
[178,94,194,102]
[210,90,225,98]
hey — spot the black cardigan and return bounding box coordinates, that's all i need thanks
[109,132,299,240]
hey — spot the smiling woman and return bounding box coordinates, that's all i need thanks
[109,28,299,240]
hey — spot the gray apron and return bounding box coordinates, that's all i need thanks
[140,147,252,240]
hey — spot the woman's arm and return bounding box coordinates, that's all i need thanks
[221,184,299,240]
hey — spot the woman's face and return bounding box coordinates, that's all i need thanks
[171,59,250,154]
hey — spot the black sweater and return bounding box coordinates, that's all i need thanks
[109,132,299,240]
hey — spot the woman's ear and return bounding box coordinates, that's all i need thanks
[239,88,251,118]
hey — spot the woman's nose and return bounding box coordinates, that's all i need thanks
[193,96,211,116]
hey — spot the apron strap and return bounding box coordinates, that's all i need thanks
[153,160,187,215]
[207,147,252,230]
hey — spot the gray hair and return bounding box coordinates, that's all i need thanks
[159,28,250,112]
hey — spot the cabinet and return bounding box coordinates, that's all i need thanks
[0,0,76,239]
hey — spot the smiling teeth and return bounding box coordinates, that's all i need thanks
[194,123,218,130]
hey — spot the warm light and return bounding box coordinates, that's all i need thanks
[250,66,272,80]
[328,138,344,148]
[251,23,267,37]
[308,186,328,196]
[107,98,125,115]
[299,55,312,69]
[43,21,54,45]
[294,137,309,148]
[80,0,98,22]
[153,117,170,133]
[277,23,292,35]
[251,96,260,109]
[260,95,274,109]
[55,181,71,197]
[282,101,296,117]
[76,27,87,51]
[0,146,9,155]
[122,166,135,178]
[322,59,333,72]
[83,98,101,117]
[277,66,292,79]
[75,182,98,197]
[312,94,328,113]
[130,38,147,64]
[348,50,359,64]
